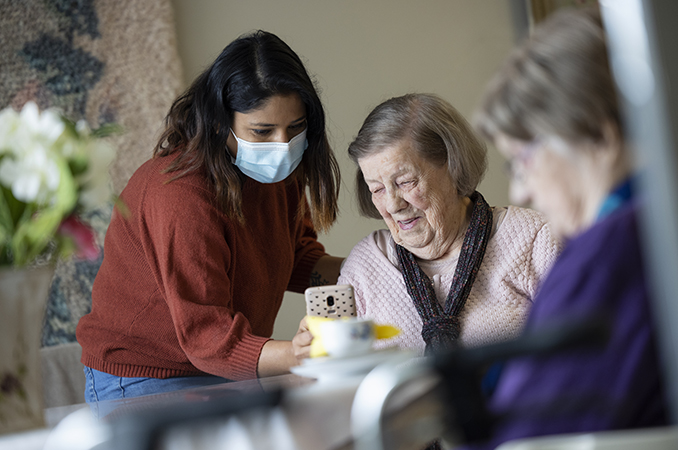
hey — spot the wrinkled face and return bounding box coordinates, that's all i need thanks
[226,93,307,157]
[358,140,469,261]
[494,133,589,239]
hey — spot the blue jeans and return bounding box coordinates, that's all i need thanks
[84,366,230,419]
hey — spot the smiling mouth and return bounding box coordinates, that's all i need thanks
[398,217,419,230]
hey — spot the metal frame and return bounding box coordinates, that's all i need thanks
[600,0,678,422]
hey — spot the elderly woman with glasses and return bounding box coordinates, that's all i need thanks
[337,93,561,356]
[459,7,670,449]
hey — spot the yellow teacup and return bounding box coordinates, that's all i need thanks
[306,316,400,358]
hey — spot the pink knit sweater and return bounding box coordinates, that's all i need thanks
[338,206,561,353]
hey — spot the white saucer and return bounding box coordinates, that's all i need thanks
[290,348,410,382]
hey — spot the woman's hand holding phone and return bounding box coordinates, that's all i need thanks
[292,316,312,362]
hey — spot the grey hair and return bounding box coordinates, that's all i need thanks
[473,7,621,146]
[348,93,488,219]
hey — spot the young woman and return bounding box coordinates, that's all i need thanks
[76,31,342,404]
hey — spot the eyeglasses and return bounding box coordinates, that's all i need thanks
[502,138,541,181]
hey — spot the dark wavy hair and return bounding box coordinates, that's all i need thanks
[154,30,340,232]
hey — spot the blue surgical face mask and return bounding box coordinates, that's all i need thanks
[230,129,308,183]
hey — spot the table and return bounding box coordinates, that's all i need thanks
[0,351,446,450]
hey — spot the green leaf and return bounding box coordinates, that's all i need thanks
[0,188,14,241]
[91,123,123,138]
[114,195,130,219]
[68,156,89,177]
[61,117,78,137]
[0,246,10,265]
[1,185,26,225]
[11,207,65,266]
[53,156,78,215]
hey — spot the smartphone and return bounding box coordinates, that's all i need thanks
[304,284,356,318]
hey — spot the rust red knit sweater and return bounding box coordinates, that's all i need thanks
[77,154,325,381]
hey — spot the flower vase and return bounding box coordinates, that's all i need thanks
[0,266,54,435]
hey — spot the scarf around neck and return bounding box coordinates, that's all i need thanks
[395,191,493,355]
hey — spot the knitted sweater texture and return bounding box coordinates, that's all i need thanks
[77,154,325,381]
[338,206,561,353]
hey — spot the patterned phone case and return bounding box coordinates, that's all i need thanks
[304,284,356,318]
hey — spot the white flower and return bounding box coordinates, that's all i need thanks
[0,144,61,203]
[18,101,64,145]
[75,119,91,136]
[0,102,67,203]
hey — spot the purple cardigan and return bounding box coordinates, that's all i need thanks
[464,201,669,449]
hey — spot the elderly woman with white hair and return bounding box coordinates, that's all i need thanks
[338,93,561,357]
[460,7,670,449]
